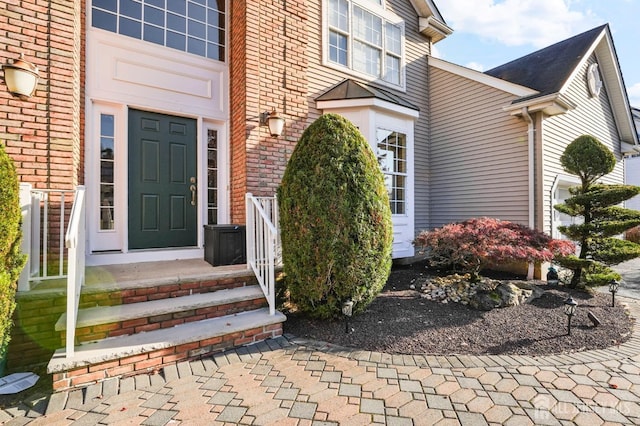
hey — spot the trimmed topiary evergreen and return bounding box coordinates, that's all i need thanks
[554,135,640,288]
[0,143,26,367]
[278,114,393,319]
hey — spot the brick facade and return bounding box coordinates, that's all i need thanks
[229,0,309,223]
[0,0,82,190]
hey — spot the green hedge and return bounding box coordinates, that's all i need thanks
[278,114,393,319]
[0,144,26,364]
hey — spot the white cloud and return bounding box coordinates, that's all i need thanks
[628,82,640,108]
[438,0,599,48]
[465,62,485,72]
[431,44,442,59]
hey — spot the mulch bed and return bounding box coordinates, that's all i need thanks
[284,261,634,356]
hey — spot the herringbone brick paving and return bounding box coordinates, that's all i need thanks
[3,296,640,425]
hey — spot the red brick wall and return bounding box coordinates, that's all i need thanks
[229,0,309,224]
[0,0,81,190]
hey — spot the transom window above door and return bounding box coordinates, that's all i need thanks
[326,0,404,89]
[91,0,226,62]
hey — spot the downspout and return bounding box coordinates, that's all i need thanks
[521,107,535,280]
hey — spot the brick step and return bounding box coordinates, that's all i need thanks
[48,308,286,392]
[77,263,258,308]
[55,286,267,344]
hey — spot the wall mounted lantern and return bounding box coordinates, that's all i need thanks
[2,54,39,99]
[261,109,285,137]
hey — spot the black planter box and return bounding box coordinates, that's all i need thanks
[204,224,246,266]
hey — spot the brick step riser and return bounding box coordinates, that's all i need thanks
[78,275,258,308]
[52,323,284,392]
[64,297,268,345]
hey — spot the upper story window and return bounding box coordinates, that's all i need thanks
[91,0,226,62]
[327,0,404,88]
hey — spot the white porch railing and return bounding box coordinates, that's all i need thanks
[19,184,86,357]
[64,186,86,357]
[245,193,281,315]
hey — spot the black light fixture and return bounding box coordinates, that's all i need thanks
[2,53,39,99]
[609,279,621,307]
[564,296,578,336]
[261,108,285,137]
[342,299,353,334]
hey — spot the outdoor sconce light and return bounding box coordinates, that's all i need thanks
[261,108,285,137]
[342,299,354,334]
[563,296,578,336]
[609,279,621,307]
[546,266,559,285]
[2,53,39,99]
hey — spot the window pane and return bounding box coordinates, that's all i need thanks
[188,1,206,20]
[329,31,348,66]
[144,5,165,26]
[377,130,407,215]
[120,16,142,39]
[101,137,114,159]
[147,0,165,7]
[121,0,142,20]
[329,0,348,31]
[144,24,164,45]
[353,6,381,46]
[386,23,401,55]
[187,36,206,55]
[94,0,116,11]
[207,129,218,225]
[93,9,117,32]
[385,55,400,84]
[188,19,206,38]
[167,31,186,49]
[167,12,186,32]
[167,0,186,14]
[353,40,381,76]
[207,43,224,61]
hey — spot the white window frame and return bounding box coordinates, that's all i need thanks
[88,102,128,253]
[323,0,406,91]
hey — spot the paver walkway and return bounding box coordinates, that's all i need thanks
[2,295,640,425]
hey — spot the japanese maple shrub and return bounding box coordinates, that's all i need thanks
[278,114,393,319]
[554,135,640,288]
[0,144,27,365]
[413,217,575,282]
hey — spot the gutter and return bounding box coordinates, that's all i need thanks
[521,107,535,280]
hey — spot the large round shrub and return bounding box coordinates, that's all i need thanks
[0,144,26,365]
[278,114,393,319]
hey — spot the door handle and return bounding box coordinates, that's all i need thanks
[190,184,197,206]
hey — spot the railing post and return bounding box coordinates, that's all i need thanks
[18,183,32,292]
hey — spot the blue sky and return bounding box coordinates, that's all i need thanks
[432,0,640,108]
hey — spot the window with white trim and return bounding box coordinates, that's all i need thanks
[91,0,226,62]
[327,0,404,88]
[377,129,406,214]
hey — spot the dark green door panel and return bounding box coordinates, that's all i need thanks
[128,109,197,249]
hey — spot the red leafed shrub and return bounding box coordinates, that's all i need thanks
[413,217,575,280]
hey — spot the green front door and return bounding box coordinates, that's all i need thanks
[128,109,197,249]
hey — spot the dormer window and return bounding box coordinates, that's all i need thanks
[326,0,405,89]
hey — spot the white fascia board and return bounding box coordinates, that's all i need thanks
[418,17,453,43]
[317,98,420,119]
[429,57,537,97]
[504,93,576,116]
[621,142,640,155]
[409,0,445,23]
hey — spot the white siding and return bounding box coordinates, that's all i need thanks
[542,55,625,234]
[306,0,432,232]
[428,67,530,229]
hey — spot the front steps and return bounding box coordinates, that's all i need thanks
[45,260,286,391]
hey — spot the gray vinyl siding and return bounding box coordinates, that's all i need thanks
[306,0,432,233]
[542,55,624,234]
[428,66,530,229]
